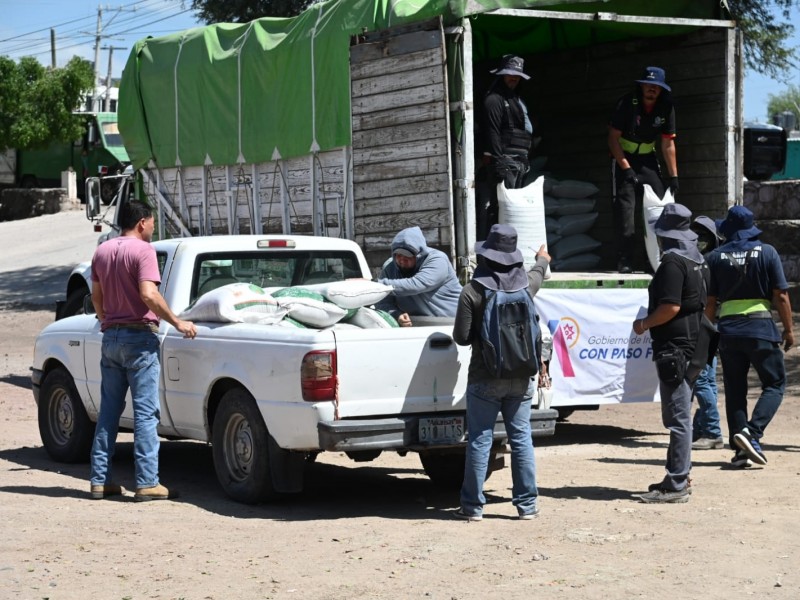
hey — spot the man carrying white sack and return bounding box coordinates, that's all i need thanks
[376,226,462,327]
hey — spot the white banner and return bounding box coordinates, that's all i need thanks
[535,288,661,406]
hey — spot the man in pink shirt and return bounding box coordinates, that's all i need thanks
[89,200,196,501]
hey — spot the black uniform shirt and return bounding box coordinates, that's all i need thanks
[610,91,676,145]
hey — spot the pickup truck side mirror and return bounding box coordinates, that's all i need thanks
[85,177,101,219]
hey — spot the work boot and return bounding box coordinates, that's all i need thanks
[134,484,180,502]
[90,483,124,500]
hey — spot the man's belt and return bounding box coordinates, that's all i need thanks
[106,323,159,333]
[619,137,655,155]
[719,299,772,319]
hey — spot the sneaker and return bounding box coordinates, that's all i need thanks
[730,450,753,469]
[518,508,540,520]
[733,428,767,465]
[692,436,724,450]
[453,508,482,522]
[648,480,692,495]
[636,487,690,504]
[90,483,124,500]
[134,484,180,502]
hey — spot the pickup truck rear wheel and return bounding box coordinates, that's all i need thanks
[38,368,94,463]
[212,388,276,504]
[419,450,466,490]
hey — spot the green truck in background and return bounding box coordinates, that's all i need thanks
[0,112,129,204]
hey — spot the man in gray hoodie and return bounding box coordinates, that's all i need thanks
[376,226,462,326]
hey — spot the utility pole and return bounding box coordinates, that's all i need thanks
[93,6,103,86]
[50,29,56,68]
[102,46,126,111]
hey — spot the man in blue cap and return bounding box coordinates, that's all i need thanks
[608,66,679,273]
[705,205,794,468]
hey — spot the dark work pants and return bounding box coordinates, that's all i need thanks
[719,335,786,446]
[476,154,529,240]
[611,153,664,264]
[658,376,693,491]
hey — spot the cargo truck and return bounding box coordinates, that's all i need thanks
[72,0,746,416]
[0,112,129,204]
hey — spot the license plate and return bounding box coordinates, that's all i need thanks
[418,416,465,444]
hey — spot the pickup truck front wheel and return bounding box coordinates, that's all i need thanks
[38,368,94,463]
[212,388,276,504]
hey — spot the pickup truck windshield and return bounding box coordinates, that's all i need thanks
[192,250,363,301]
[100,121,125,148]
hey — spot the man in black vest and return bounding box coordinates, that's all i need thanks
[608,66,679,273]
[476,55,534,239]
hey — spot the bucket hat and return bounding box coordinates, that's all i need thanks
[475,224,524,265]
[635,66,670,92]
[654,203,697,241]
[490,55,530,80]
[715,205,762,241]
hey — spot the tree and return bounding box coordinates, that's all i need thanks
[767,85,800,128]
[726,0,798,78]
[190,0,312,21]
[0,56,94,151]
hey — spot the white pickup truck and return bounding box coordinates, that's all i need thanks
[33,234,557,503]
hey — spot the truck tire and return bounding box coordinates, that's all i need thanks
[212,388,277,504]
[419,450,466,490]
[38,367,94,463]
[60,288,91,320]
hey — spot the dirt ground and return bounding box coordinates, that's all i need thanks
[1,304,799,600]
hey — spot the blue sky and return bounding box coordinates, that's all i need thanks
[1,0,798,122]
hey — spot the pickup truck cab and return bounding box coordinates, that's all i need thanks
[33,235,557,503]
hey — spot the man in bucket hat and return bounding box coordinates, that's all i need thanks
[476,55,535,239]
[705,205,794,468]
[633,203,708,503]
[452,224,550,521]
[608,66,679,273]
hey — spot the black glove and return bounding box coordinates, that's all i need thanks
[668,176,679,196]
[622,168,639,186]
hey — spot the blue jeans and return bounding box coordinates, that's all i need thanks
[658,376,693,491]
[692,357,722,439]
[460,378,538,517]
[719,336,785,447]
[90,328,161,489]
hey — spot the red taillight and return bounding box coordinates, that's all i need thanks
[256,239,296,248]
[98,165,109,175]
[301,350,337,402]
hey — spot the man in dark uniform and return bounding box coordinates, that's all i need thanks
[705,206,794,468]
[633,203,708,503]
[608,66,679,273]
[476,54,534,239]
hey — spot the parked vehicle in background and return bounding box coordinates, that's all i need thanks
[742,122,787,181]
[0,112,129,204]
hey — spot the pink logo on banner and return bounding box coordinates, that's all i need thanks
[548,317,579,378]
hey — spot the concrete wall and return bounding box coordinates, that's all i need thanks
[743,179,800,305]
[0,188,79,222]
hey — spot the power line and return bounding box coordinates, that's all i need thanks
[0,2,195,62]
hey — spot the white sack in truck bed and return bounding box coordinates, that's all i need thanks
[179,283,287,324]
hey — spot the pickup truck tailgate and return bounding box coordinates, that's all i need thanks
[331,326,469,418]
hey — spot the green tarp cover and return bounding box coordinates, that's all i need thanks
[119,0,722,169]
